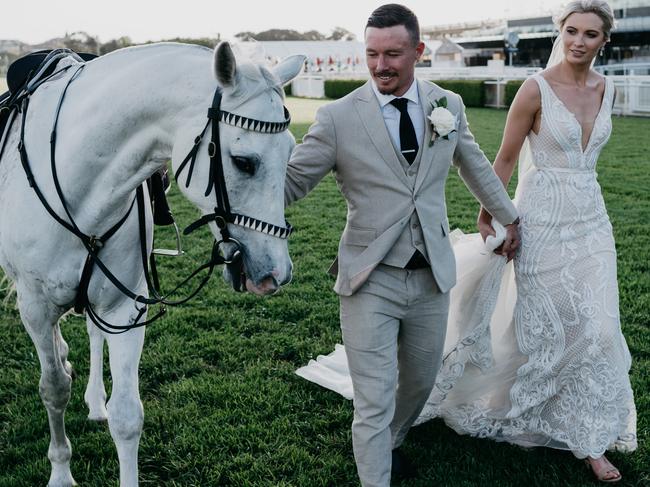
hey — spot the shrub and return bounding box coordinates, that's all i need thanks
[284,83,292,97]
[505,80,525,106]
[324,79,367,99]
[431,79,485,108]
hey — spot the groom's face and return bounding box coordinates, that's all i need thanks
[365,25,424,97]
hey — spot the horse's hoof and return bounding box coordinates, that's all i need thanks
[86,403,108,422]
[47,470,77,487]
[87,412,108,422]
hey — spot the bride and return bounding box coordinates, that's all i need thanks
[296,0,637,483]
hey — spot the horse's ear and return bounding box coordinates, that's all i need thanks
[272,55,306,86]
[213,41,236,87]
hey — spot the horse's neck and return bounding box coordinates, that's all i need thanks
[83,45,215,160]
[57,46,215,227]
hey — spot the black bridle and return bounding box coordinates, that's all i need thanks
[13,61,294,334]
[175,88,293,241]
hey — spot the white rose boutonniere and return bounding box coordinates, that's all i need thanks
[427,97,457,146]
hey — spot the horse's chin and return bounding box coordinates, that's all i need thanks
[222,263,280,296]
[244,277,280,296]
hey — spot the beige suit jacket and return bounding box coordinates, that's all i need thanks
[285,79,518,296]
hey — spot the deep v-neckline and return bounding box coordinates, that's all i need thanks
[538,75,608,153]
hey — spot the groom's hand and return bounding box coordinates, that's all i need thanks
[501,219,520,262]
[477,208,496,243]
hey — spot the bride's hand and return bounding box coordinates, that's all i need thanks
[477,207,495,242]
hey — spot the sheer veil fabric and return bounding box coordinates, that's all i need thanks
[296,36,637,459]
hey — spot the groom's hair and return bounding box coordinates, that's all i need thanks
[366,4,420,46]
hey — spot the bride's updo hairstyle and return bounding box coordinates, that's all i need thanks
[554,0,616,39]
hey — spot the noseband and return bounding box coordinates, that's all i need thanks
[175,88,294,246]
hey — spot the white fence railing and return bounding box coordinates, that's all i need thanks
[484,80,508,109]
[415,66,541,80]
[610,76,650,115]
[315,66,541,81]
[293,71,650,117]
[483,75,650,115]
[595,63,650,76]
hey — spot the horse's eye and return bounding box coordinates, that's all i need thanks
[232,156,256,175]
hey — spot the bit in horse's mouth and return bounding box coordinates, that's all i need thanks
[225,254,247,292]
[239,268,248,292]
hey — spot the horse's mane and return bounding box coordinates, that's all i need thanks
[100,42,283,105]
[101,41,212,60]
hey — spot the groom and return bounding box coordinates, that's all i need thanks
[285,4,519,486]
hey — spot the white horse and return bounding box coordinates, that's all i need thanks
[0,42,304,486]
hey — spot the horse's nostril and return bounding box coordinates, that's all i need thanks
[245,272,280,295]
[262,273,279,290]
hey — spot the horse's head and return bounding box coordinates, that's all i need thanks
[175,42,305,296]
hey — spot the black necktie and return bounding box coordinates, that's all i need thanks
[390,98,418,165]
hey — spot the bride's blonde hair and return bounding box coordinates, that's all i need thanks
[554,0,616,39]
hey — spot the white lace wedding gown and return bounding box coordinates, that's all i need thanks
[296,74,637,459]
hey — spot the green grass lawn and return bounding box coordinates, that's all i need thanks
[0,108,648,486]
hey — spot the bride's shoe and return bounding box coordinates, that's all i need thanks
[584,456,622,483]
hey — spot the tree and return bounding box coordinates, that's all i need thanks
[302,30,326,41]
[233,29,338,41]
[255,29,303,41]
[328,27,356,41]
[63,31,100,54]
[99,36,133,55]
[235,32,257,41]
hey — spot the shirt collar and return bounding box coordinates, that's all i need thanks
[371,79,420,108]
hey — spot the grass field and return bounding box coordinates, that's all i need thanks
[0,103,648,486]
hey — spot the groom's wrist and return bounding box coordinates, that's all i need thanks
[507,217,520,226]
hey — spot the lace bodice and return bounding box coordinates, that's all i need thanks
[528,74,614,172]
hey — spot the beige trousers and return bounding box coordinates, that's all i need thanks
[340,264,450,487]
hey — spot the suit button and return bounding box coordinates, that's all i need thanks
[413,195,418,201]
[412,223,419,229]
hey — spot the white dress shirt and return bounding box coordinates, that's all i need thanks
[371,79,425,153]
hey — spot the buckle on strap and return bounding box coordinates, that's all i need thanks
[208,141,217,158]
[88,235,104,252]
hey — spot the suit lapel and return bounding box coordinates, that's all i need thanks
[354,82,410,188]
[414,79,438,194]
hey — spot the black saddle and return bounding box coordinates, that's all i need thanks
[1,49,97,142]
[6,49,97,94]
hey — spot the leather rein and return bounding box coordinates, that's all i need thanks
[14,61,294,334]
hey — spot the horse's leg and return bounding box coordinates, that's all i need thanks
[17,284,77,487]
[103,303,146,487]
[54,323,74,381]
[84,317,108,421]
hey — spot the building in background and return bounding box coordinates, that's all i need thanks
[422,0,650,69]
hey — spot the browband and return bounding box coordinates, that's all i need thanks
[212,107,291,134]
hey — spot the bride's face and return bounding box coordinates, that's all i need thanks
[561,12,607,65]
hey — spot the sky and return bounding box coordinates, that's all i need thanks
[3,0,567,45]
